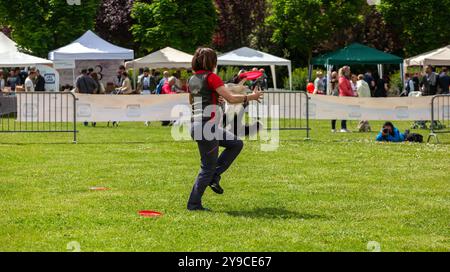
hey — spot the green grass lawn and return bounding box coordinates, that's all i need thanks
[0,120,449,252]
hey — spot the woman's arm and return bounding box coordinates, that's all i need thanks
[216,84,263,104]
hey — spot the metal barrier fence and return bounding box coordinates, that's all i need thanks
[0,92,78,143]
[428,94,450,143]
[249,91,310,139]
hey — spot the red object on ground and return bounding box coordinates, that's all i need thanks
[307,82,315,93]
[138,210,163,218]
[239,71,263,81]
[89,187,109,191]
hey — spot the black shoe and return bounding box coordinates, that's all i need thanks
[209,182,224,195]
[187,206,211,212]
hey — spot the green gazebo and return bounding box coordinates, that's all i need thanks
[310,43,404,88]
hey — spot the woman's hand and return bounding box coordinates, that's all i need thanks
[248,86,263,103]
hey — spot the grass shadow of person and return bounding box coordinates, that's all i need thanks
[225,207,325,220]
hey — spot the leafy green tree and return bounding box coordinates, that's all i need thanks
[131,0,217,55]
[0,0,100,57]
[377,0,450,57]
[267,0,366,65]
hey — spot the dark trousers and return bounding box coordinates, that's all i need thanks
[332,120,347,130]
[188,121,243,210]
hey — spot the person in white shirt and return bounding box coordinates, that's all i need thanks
[356,74,372,132]
[24,70,37,92]
[356,74,371,97]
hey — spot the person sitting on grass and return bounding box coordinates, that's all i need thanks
[376,122,406,142]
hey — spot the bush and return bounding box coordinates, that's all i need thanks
[218,66,240,83]
[283,67,319,91]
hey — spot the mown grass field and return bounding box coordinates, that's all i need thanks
[0,120,449,252]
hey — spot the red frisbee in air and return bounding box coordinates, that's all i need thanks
[138,210,163,218]
[89,186,109,191]
[239,71,263,81]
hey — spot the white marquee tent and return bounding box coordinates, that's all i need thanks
[48,30,134,61]
[125,47,193,69]
[0,32,52,67]
[404,45,450,67]
[217,47,292,90]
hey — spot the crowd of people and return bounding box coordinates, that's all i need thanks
[74,65,191,96]
[0,67,46,93]
[312,65,450,98]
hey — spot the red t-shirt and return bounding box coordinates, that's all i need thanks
[194,70,224,91]
[161,82,176,94]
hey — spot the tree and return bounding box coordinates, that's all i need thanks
[267,0,366,65]
[95,0,135,49]
[213,0,268,52]
[131,0,217,55]
[377,0,450,57]
[0,0,100,57]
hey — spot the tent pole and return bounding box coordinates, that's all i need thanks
[400,64,405,92]
[270,65,277,91]
[288,63,293,91]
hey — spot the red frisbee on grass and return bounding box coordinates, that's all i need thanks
[89,186,109,191]
[138,210,163,218]
[239,71,263,81]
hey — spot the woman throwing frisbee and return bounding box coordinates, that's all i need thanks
[187,48,263,211]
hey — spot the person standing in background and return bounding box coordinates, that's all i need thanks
[24,70,36,92]
[35,70,46,92]
[137,67,152,95]
[356,74,371,98]
[7,70,18,91]
[438,67,449,94]
[374,72,388,97]
[401,73,415,96]
[364,70,376,96]
[335,66,353,133]
[91,72,104,94]
[351,74,358,96]
[113,65,126,88]
[155,71,170,94]
[313,71,325,95]
[421,65,438,96]
[356,74,371,132]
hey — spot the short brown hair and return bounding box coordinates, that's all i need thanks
[192,47,217,72]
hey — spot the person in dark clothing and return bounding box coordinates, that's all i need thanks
[35,70,46,92]
[412,72,420,93]
[438,67,449,94]
[76,69,97,94]
[421,65,438,96]
[187,47,263,211]
[374,72,388,97]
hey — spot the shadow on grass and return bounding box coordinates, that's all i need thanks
[225,207,325,220]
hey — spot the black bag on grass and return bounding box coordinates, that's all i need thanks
[406,133,423,143]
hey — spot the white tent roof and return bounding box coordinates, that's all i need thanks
[218,47,292,90]
[218,47,291,66]
[0,32,52,67]
[125,47,193,69]
[48,30,134,61]
[404,45,450,67]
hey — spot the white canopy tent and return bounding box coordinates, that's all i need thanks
[48,30,134,61]
[0,32,52,67]
[217,47,292,90]
[48,30,134,86]
[125,47,193,69]
[404,45,450,67]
